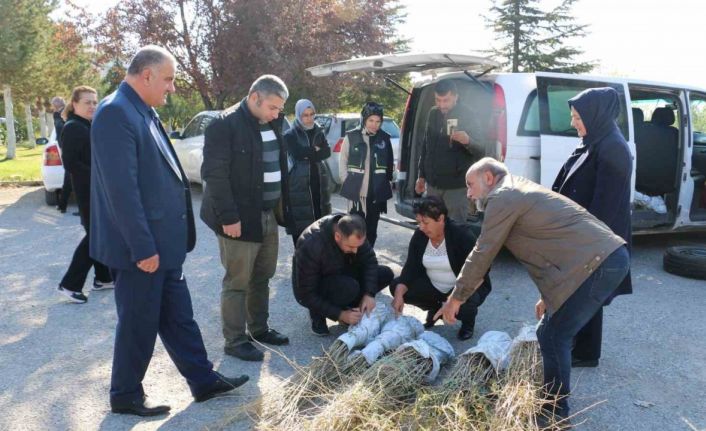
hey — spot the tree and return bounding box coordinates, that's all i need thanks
[485,0,595,74]
[77,0,408,114]
[0,0,54,157]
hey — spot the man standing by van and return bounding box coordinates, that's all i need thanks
[415,80,482,222]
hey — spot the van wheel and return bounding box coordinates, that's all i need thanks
[45,190,58,206]
[663,246,706,279]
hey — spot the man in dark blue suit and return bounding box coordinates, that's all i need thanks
[90,45,248,417]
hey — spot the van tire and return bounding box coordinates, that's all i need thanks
[45,190,58,206]
[663,246,706,280]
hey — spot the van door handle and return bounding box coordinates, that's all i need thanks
[530,156,541,160]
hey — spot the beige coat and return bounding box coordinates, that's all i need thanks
[453,174,626,313]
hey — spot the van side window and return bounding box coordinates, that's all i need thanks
[518,90,540,136]
[537,79,629,140]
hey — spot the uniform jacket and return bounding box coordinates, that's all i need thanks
[339,127,393,204]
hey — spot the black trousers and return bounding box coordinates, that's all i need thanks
[350,197,382,247]
[58,170,73,210]
[572,307,603,361]
[310,265,394,321]
[60,212,112,292]
[389,275,492,328]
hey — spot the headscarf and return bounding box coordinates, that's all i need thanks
[294,99,316,131]
[568,87,621,147]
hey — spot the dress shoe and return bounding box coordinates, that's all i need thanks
[225,342,264,362]
[311,317,330,336]
[249,329,289,346]
[194,371,249,402]
[424,309,439,329]
[111,397,170,417]
[457,324,474,341]
[571,357,599,368]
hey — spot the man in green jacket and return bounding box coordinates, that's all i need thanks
[437,157,629,424]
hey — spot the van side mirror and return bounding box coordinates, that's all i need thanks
[169,131,182,140]
[36,137,49,145]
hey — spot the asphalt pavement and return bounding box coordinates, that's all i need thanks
[0,185,705,431]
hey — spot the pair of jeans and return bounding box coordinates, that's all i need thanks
[217,210,279,348]
[536,246,629,418]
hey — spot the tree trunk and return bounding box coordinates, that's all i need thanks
[39,107,47,138]
[3,85,17,159]
[512,0,520,73]
[25,103,35,148]
[46,112,54,139]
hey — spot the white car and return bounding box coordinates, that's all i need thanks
[41,130,64,205]
[309,51,706,234]
[171,110,291,184]
[314,113,401,190]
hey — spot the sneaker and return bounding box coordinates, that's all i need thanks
[311,317,330,336]
[58,286,87,303]
[92,280,115,291]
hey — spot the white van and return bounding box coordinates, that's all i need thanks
[308,52,706,234]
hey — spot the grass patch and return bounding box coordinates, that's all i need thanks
[0,143,43,182]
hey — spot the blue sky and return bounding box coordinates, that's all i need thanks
[69,0,706,89]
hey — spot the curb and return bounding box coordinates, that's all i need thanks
[0,181,43,187]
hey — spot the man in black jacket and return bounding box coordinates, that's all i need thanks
[201,75,291,362]
[414,80,484,222]
[293,213,394,336]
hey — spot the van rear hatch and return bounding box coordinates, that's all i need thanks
[307,52,499,76]
[307,52,501,225]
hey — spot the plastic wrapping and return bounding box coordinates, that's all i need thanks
[352,315,425,366]
[336,303,392,351]
[399,331,455,383]
[461,330,512,371]
[634,191,667,214]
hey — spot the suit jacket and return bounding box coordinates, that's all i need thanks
[89,81,195,271]
[453,175,625,313]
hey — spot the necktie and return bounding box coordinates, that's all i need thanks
[149,110,182,180]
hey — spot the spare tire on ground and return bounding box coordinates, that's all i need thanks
[663,246,706,280]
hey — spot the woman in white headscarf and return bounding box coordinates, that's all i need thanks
[283,99,332,245]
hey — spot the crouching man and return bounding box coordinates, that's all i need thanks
[293,213,394,336]
[437,157,629,425]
